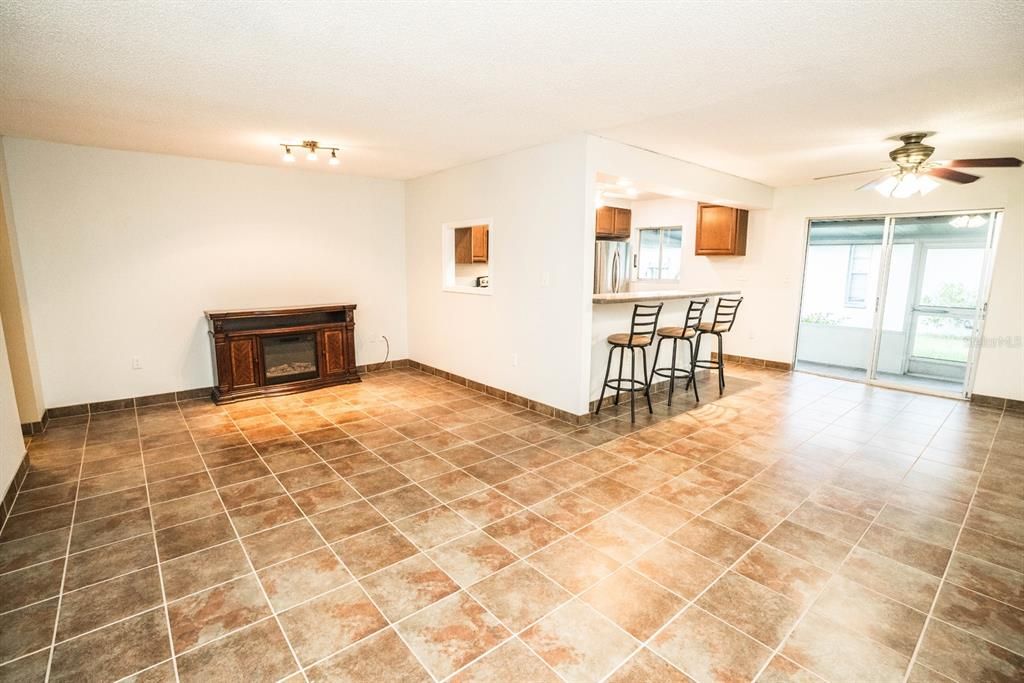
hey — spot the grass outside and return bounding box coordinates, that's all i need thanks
[912,333,970,363]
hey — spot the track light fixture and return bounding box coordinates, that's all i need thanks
[279,140,341,166]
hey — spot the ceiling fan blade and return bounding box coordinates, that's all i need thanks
[927,167,981,184]
[814,167,891,181]
[942,157,1022,168]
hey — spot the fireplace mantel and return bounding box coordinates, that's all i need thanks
[205,304,359,404]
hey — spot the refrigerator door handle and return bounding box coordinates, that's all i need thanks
[611,250,620,292]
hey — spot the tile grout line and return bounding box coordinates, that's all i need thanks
[134,402,181,683]
[742,385,974,681]
[440,376,839,679]
[215,392,444,683]
[273,389,543,682]
[900,406,1006,681]
[287,380,577,682]
[7,368,1007,681]
[174,401,311,683]
[451,366,981,680]
[42,410,89,682]
[601,381,892,682]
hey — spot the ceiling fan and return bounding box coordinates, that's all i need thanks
[815,132,1022,198]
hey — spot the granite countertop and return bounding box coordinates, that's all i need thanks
[592,288,741,304]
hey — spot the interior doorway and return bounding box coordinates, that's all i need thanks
[794,211,1000,398]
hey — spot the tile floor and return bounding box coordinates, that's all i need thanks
[0,365,1021,682]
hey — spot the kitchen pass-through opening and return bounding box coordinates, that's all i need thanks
[442,219,492,294]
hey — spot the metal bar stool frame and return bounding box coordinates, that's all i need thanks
[595,302,663,423]
[688,296,743,396]
[647,298,708,405]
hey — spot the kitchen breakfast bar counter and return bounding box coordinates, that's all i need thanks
[593,288,741,304]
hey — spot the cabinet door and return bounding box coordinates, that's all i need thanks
[454,227,473,264]
[322,329,348,376]
[696,205,747,255]
[613,208,631,237]
[596,206,615,237]
[471,225,489,262]
[229,337,259,389]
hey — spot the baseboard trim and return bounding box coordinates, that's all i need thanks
[710,352,793,371]
[970,393,1024,413]
[20,409,49,436]
[406,360,592,426]
[0,450,31,531]
[42,359,414,423]
[356,359,411,374]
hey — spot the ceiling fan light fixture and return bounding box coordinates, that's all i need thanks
[873,175,899,197]
[918,175,940,195]
[891,173,921,199]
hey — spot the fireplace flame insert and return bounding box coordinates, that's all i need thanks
[262,333,319,384]
[205,304,359,403]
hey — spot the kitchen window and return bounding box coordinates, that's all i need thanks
[636,227,682,280]
[845,244,872,307]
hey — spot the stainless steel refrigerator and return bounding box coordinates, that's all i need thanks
[594,240,630,294]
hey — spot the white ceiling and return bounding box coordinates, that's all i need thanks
[1,1,1022,184]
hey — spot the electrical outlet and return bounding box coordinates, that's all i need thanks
[131,356,142,370]
[511,353,519,367]
[541,272,551,287]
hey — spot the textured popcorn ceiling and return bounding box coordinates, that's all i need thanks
[1,0,1021,184]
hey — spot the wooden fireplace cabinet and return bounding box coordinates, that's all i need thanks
[205,304,360,404]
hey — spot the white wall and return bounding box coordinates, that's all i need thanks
[405,136,590,414]
[3,138,408,407]
[771,173,1023,400]
[0,311,25,498]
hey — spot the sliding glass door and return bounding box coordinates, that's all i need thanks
[872,213,996,395]
[795,211,999,397]
[794,218,887,382]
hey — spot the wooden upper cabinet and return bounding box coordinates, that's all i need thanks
[471,225,488,262]
[596,206,615,237]
[455,226,489,264]
[613,208,631,237]
[695,204,748,255]
[596,206,631,239]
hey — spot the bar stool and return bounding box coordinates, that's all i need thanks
[647,298,708,405]
[688,296,743,396]
[595,303,663,422]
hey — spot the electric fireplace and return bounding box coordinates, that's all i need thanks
[205,304,359,403]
